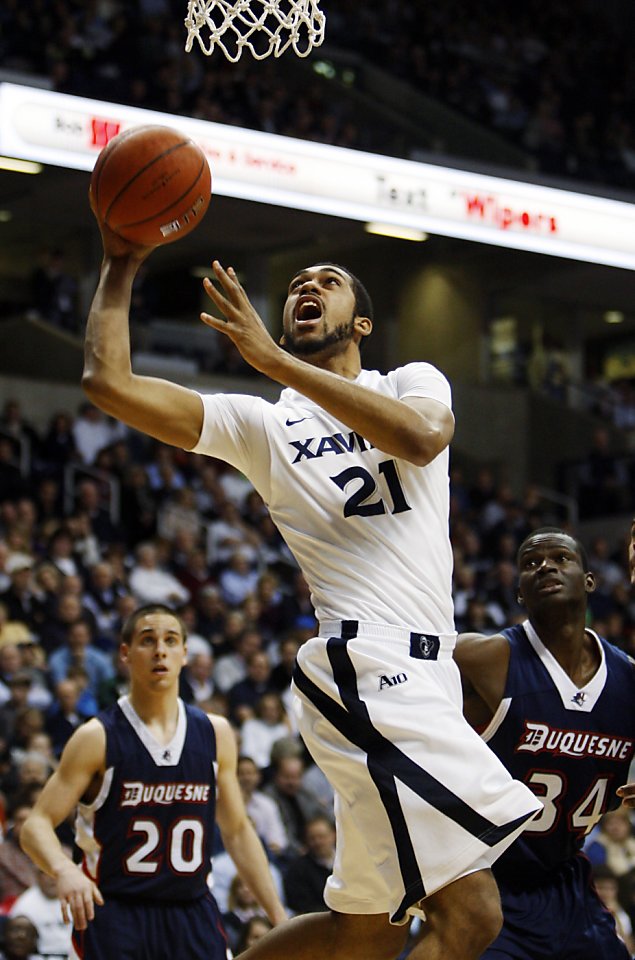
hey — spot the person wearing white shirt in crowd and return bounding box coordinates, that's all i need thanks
[236,756,288,858]
[10,858,73,959]
[128,542,190,608]
[240,693,291,771]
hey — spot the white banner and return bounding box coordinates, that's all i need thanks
[1,82,634,269]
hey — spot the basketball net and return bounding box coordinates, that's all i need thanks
[184,0,326,61]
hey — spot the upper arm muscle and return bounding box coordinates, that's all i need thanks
[32,721,106,828]
[86,375,204,451]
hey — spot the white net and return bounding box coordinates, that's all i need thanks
[184,0,326,61]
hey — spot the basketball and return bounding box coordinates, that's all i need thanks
[90,125,212,246]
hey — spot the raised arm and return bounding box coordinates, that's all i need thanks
[20,720,106,929]
[201,262,454,466]
[211,715,287,926]
[82,212,204,450]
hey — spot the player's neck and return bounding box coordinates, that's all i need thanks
[531,612,599,683]
[128,686,180,739]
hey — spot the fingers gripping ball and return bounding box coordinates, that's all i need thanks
[90,125,212,246]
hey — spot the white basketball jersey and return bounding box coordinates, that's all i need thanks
[191,363,454,634]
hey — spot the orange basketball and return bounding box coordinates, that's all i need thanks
[90,125,212,246]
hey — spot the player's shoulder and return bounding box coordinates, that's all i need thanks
[60,716,107,768]
[454,629,510,670]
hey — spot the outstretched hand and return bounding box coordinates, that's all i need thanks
[617,783,635,809]
[88,185,156,263]
[200,261,283,376]
[56,860,104,930]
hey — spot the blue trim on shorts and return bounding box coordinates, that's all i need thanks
[294,638,535,919]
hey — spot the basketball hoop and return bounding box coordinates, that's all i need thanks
[184,0,326,62]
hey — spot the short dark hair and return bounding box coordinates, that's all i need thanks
[517,527,589,571]
[121,604,187,645]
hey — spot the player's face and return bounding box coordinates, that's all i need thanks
[281,265,359,357]
[517,533,593,614]
[629,520,635,585]
[122,612,187,688]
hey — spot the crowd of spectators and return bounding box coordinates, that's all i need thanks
[1,0,635,191]
[0,391,633,956]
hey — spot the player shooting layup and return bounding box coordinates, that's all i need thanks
[70,209,540,959]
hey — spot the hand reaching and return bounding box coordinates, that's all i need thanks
[200,261,282,376]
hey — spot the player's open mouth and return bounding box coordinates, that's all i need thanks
[295,295,322,325]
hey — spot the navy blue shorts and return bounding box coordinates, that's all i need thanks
[71,893,230,960]
[482,856,631,960]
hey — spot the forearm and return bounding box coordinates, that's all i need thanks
[266,351,444,465]
[222,821,287,924]
[82,256,139,411]
[20,813,73,878]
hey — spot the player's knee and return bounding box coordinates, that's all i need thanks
[459,887,503,953]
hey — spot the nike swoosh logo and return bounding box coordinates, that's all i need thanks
[285,417,313,426]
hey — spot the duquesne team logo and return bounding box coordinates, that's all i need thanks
[120,781,211,807]
[516,720,633,760]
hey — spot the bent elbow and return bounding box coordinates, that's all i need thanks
[408,427,447,467]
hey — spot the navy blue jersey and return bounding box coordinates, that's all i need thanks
[483,621,635,885]
[76,697,217,901]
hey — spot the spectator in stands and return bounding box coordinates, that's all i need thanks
[0,803,36,908]
[214,627,263,694]
[0,603,31,651]
[128,541,190,607]
[240,692,292,771]
[263,755,324,859]
[0,914,40,960]
[119,463,158,547]
[38,412,77,481]
[207,501,261,569]
[236,756,287,858]
[81,561,128,649]
[223,875,268,953]
[228,651,275,726]
[9,854,72,959]
[592,864,635,954]
[47,618,114,698]
[195,585,227,647]
[0,558,39,632]
[37,593,93,655]
[234,916,274,956]
[220,549,260,608]
[44,528,82,580]
[44,678,92,757]
[72,403,123,467]
[586,808,635,878]
[183,650,216,704]
[283,815,336,916]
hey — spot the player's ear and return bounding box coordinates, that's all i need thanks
[516,593,524,606]
[354,316,372,339]
[584,572,596,594]
[119,641,130,664]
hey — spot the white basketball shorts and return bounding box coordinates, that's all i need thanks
[292,620,541,923]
